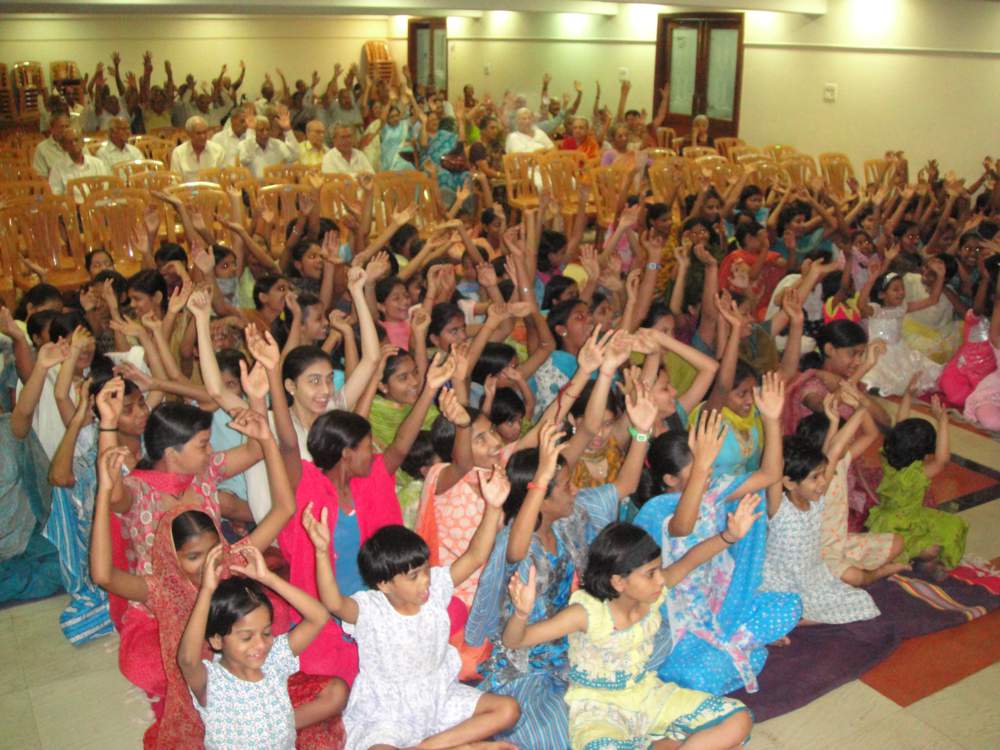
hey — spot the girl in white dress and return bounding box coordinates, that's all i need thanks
[302,466,520,750]
[857,258,946,396]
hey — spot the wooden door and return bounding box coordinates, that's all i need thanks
[408,18,448,92]
[654,13,744,139]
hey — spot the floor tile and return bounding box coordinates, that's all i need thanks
[30,669,149,750]
[905,662,1000,750]
[836,710,967,749]
[0,615,27,696]
[750,681,902,750]
[0,689,42,749]
[959,501,1000,561]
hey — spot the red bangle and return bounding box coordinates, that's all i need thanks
[527,481,544,491]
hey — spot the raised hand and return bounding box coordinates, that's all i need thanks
[115,361,154,392]
[185,285,212,319]
[508,565,537,618]
[230,545,271,582]
[753,371,786,422]
[625,378,657,434]
[365,251,391,282]
[228,408,274,442]
[98,446,130,488]
[930,394,946,422]
[302,502,331,553]
[476,263,498,288]
[577,326,614,374]
[480,464,511,509]
[347,265,367,293]
[240,360,270,401]
[438,386,471,427]
[245,324,281,372]
[725,493,763,541]
[780,288,804,326]
[426,351,457,390]
[688,409,729,470]
[96,376,125,426]
[36,340,70,369]
[536,419,567,480]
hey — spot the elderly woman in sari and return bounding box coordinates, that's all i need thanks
[505,107,554,154]
[417,99,470,204]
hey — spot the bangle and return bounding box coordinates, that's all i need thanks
[98,426,118,433]
[520,287,530,295]
[720,530,735,545]
[628,426,651,443]
[646,262,662,270]
[527,481,545,491]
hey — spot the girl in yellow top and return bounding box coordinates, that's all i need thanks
[502,501,760,750]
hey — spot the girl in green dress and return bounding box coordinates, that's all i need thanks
[866,396,968,580]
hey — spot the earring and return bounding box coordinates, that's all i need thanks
[561,331,567,337]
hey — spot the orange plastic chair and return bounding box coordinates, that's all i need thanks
[682,146,718,160]
[502,152,543,217]
[763,144,797,161]
[589,166,630,230]
[79,187,150,273]
[0,194,88,292]
[372,171,441,236]
[318,174,358,221]
[216,166,259,210]
[729,145,760,164]
[131,136,175,166]
[538,152,593,220]
[713,137,745,161]
[744,159,791,193]
[0,159,39,181]
[112,159,165,185]
[781,154,818,188]
[694,155,743,194]
[164,182,234,244]
[655,127,677,149]
[864,159,891,188]
[258,183,315,252]
[0,179,50,204]
[648,157,686,205]
[65,174,124,206]
[130,170,180,193]
[818,153,855,198]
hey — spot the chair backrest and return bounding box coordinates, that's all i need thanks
[743,159,791,192]
[763,144,797,161]
[216,166,258,207]
[112,159,165,185]
[648,157,686,205]
[713,137,745,160]
[864,158,891,188]
[818,152,855,197]
[646,148,677,161]
[589,166,630,228]
[131,136,175,165]
[372,171,440,234]
[781,154,818,188]
[502,151,542,209]
[262,163,303,185]
[682,146,718,160]
[79,188,151,265]
[0,179,50,205]
[148,127,189,146]
[318,174,358,220]
[83,137,104,156]
[130,169,180,192]
[537,152,584,214]
[164,183,233,243]
[655,127,677,148]
[694,155,743,194]
[0,194,85,279]
[0,159,39,181]
[729,145,761,164]
[65,174,124,206]
[258,183,314,252]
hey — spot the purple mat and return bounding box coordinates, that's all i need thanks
[728,573,1000,721]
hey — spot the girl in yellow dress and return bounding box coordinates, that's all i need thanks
[502,503,760,749]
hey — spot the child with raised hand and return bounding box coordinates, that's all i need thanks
[502,505,759,750]
[303,466,521,750]
[178,544,341,750]
[866,396,969,581]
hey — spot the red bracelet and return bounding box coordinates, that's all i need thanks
[527,481,544,491]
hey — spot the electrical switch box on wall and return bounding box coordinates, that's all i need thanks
[823,83,838,103]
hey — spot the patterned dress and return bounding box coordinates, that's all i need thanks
[820,454,896,579]
[762,492,880,624]
[633,474,801,695]
[566,589,748,749]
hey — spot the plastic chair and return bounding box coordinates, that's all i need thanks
[263,163,319,185]
[79,188,151,274]
[864,159,891,188]
[131,136,174,166]
[682,146,718,160]
[648,157,686,206]
[0,159,38,181]
[655,127,677,149]
[112,159,165,185]
[65,174,124,206]
[713,137,745,161]
[763,144,797,161]
[130,170,180,193]
[216,166,259,209]
[318,174,358,221]
[538,152,593,220]
[818,153,855,198]
[0,194,88,292]
[0,179,50,204]
[729,145,761,164]
[164,182,234,244]
[372,171,441,236]
[589,166,630,230]
[744,159,791,192]
[695,155,743,194]
[502,152,543,217]
[781,154,818,188]
[258,183,314,252]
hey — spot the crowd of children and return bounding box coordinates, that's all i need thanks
[2,57,999,750]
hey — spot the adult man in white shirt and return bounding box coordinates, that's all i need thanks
[96,117,143,169]
[238,114,298,179]
[298,119,328,167]
[171,115,226,182]
[211,107,252,166]
[505,108,554,154]
[321,124,373,175]
[32,113,71,178]
[48,127,111,201]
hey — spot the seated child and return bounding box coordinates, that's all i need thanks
[303,473,520,750]
[502,515,757,750]
[866,397,969,580]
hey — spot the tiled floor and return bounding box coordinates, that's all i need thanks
[2,425,997,749]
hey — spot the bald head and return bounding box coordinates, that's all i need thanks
[306,119,325,148]
[109,116,131,148]
[186,115,209,151]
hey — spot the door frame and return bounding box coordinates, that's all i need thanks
[407,17,448,91]
[653,12,744,139]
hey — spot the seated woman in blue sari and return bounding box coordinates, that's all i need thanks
[468,388,657,750]
[633,374,801,696]
[417,104,470,200]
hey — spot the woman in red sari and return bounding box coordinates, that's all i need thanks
[91,412,345,749]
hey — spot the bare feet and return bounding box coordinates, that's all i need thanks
[915,559,949,582]
[872,561,911,580]
[769,636,791,647]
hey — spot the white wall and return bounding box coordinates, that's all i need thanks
[2,1,997,178]
[0,15,407,98]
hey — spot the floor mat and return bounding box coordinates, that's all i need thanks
[728,572,1000,722]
